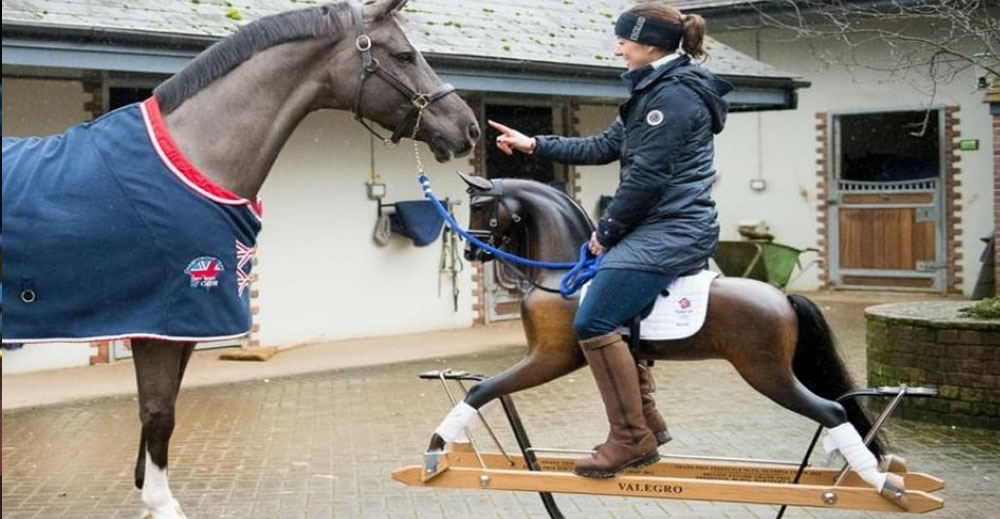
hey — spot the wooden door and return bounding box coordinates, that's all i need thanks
[836,188,941,289]
[829,109,946,291]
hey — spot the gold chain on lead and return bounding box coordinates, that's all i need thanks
[412,107,425,174]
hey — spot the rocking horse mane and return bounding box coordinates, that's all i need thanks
[154,2,353,114]
[496,179,594,269]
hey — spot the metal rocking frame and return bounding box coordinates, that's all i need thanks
[414,369,939,519]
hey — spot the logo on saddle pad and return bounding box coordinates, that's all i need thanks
[185,257,224,290]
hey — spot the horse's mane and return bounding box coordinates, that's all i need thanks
[497,179,594,280]
[500,178,593,225]
[153,2,352,114]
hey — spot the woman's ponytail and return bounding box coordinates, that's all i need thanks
[626,3,709,59]
[681,13,707,59]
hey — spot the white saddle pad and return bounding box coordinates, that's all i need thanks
[580,270,718,341]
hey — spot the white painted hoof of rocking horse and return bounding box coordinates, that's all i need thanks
[879,473,909,511]
[139,499,187,519]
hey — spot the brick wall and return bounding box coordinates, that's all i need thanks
[867,308,1000,430]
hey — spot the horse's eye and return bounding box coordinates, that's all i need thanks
[394,52,415,63]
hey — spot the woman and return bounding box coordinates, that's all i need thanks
[489,3,732,478]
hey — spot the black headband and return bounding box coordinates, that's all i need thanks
[614,11,684,49]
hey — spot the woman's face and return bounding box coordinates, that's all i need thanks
[615,38,658,71]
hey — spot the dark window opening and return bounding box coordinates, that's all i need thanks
[109,87,153,112]
[485,104,562,189]
[838,109,940,182]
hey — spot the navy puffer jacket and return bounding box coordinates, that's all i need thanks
[535,55,732,275]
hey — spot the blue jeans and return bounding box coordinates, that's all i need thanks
[574,268,677,340]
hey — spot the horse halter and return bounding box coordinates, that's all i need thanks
[350,5,457,144]
[466,182,523,249]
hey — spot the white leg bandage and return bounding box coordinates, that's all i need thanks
[142,450,181,518]
[433,402,479,444]
[823,423,887,490]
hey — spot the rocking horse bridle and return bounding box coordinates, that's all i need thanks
[466,182,523,250]
[350,4,457,143]
[466,184,569,294]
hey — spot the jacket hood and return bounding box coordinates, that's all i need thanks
[626,56,733,134]
[673,64,733,134]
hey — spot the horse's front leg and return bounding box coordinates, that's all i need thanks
[132,339,196,519]
[427,290,584,452]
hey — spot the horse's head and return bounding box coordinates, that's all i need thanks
[329,0,479,161]
[458,172,524,262]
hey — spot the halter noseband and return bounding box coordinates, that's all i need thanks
[467,182,523,249]
[350,4,457,143]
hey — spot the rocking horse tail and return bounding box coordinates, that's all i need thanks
[788,294,887,460]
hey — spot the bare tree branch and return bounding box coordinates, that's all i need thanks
[727,0,999,86]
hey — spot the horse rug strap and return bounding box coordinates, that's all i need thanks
[581,270,718,341]
[1,98,262,343]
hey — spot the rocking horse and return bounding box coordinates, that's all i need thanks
[392,175,945,516]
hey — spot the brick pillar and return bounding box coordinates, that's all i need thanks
[569,101,583,204]
[82,72,105,119]
[470,97,487,325]
[89,341,109,365]
[944,106,964,294]
[814,112,831,289]
[246,249,261,348]
[993,102,1000,296]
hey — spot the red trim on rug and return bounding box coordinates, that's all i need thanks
[141,97,263,219]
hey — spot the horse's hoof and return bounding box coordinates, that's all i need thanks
[138,501,186,519]
[879,473,909,510]
[879,454,908,474]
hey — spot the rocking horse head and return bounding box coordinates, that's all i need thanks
[460,172,522,262]
[458,172,592,264]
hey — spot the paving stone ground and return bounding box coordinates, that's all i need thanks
[2,295,998,518]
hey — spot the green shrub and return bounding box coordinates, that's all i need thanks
[964,298,1000,319]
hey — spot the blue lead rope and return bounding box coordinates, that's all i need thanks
[418,174,600,296]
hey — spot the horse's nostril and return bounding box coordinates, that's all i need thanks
[468,123,481,142]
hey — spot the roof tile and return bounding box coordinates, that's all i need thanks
[1,0,794,78]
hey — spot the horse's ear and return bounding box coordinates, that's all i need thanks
[363,0,409,19]
[456,171,493,192]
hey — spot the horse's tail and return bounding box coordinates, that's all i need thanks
[788,294,887,459]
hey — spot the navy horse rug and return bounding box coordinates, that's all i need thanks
[2,98,262,343]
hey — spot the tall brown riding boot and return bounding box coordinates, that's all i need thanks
[593,360,671,450]
[574,332,661,479]
[637,360,672,446]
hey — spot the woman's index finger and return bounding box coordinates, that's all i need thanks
[487,119,514,135]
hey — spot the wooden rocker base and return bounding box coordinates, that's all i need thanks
[392,446,944,514]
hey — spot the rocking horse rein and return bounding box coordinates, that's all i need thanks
[418,175,601,296]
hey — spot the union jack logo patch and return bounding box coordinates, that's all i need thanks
[236,240,255,297]
[185,257,224,290]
